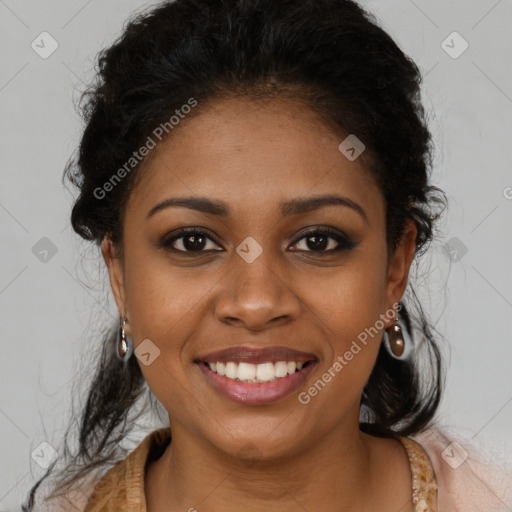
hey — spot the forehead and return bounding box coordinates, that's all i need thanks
[126,97,383,220]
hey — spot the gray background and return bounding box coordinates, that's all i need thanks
[1,0,511,509]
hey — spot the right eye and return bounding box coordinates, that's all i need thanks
[159,227,224,253]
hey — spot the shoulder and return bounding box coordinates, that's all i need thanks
[81,428,171,512]
[409,423,512,512]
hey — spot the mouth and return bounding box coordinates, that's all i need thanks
[195,346,317,405]
[199,359,314,383]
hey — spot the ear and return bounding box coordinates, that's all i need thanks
[384,218,417,322]
[101,235,127,317]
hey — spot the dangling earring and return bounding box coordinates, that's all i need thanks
[117,316,133,360]
[383,314,412,360]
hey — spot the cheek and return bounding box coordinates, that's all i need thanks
[123,243,204,339]
[303,250,388,343]
[121,245,220,410]
[299,250,388,392]
[300,290,386,419]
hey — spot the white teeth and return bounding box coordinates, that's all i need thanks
[216,362,226,376]
[256,362,275,382]
[225,362,238,379]
[207,360,308,382]
[237,362,256,381]
[275,361,288,378]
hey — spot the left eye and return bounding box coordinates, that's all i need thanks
[289,229,355,253]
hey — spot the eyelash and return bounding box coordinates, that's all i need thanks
[160,226,356,254]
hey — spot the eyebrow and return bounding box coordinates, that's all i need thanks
[146,194,368,222]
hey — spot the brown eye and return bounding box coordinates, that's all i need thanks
[289,228,356,253]
[160,228,223,253]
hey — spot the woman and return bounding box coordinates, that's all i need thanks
[24,0,511,511]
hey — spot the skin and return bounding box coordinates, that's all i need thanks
[102,96,418,511]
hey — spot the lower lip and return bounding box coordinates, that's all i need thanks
[197,362,316,405]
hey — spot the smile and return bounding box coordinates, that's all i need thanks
[195,345,317,405]
[203,360,310,383]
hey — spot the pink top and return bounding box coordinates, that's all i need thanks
[410,425,512,511]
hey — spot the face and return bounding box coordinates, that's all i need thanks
[103,97,416,460]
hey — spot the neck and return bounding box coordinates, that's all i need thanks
[146,416,384,512]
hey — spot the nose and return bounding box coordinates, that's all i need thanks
[214,252,301,331]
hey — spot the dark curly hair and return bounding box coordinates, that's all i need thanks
[24,0,446,508]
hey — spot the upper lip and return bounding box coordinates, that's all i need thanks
[195,345,317,365]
